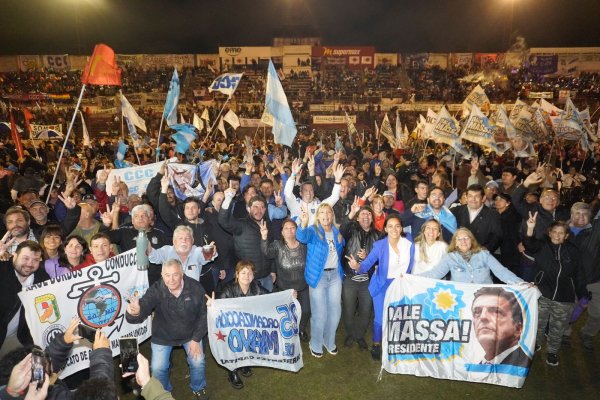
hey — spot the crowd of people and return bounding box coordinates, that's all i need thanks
[0,61,600,399]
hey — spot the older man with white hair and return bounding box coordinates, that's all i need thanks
[149,225,219,291]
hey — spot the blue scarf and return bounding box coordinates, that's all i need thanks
[416,204,457,234]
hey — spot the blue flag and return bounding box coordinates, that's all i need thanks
[114,140,132,168]
[170,123,197,154]
[163,68,180,127]
[265,60,297,147]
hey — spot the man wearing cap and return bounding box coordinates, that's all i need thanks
[382,191,401,215]
[484,180,499,209]
[28,196,81,239]
[70,198,110,245]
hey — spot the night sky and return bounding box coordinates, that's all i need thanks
[1,0,599,55]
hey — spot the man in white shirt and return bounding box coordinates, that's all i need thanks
[284,158,345,225]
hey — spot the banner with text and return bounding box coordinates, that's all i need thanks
[382,275,539,388]
[18,249,151,378]
[99,162,162,196]
[207,290,303,372]
[312,115,356,125]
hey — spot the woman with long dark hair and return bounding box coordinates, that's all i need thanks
[347,214,415,360]
[260,218,310,341]
[40,225,71,278]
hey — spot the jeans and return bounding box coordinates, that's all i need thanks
[342,278,372,340]
[257,275,274,292]
[151,341,206,392]
[309,269,342,353]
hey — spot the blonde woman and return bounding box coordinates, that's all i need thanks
[297,203,345,358]
[418,228,523,284]
[412,219,448,274]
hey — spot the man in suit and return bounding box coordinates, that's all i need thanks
[0,241,50,358]
[471,287,531,367]
[452,184,503,252]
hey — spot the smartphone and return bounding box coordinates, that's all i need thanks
[120,337,139,373]
[78,323,97,343]
[31,347,49,390]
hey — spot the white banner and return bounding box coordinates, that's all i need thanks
[312,115,356,124]
[527,92,553,99]
[18,249,152,378]
[208,73,244,97]
[99,162,162,196]
[207,290,303,372]
[43,55,71,70]
[239,118,269,128]
[382,275,540,388]
[30,124,63,135]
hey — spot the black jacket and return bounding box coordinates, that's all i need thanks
[126,275,207,346]
[511,184,570,240]
[452,205,503,253]
[45,333,114,400]
[261,239,307,291]
[497,205,522,269]
[569,218,600,284]
[220,280,268,299]
[0,262,50,349]
[218,206,274,279]
[523,235,588,302]
[339,217,380,277]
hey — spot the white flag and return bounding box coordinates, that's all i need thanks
[217,117,226,138]
[208,72,244,97]
[223,109,240,130]
[79,111,90,147]
[119,91,147,133]
[193,113,204,132]
[462,84,490,118]
[201,108,210,124]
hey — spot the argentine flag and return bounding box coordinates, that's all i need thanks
[163,68,180,127]
[265,60,297,147]
[170,123,197,154]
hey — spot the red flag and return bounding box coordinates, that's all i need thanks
[81,44,122,86]
[9,110,24,160]
[23,107,33,135]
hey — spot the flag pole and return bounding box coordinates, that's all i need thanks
[46,84,86,204]
[155,115,165,162]
[200,96,232,148]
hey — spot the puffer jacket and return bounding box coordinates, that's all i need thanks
[523,235,588,302]
[220,280,268,299]
[218,207,274,279]
[296,224,345,288]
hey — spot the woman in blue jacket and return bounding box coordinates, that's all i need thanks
[347,214,415,360]
[418,227,524,285]
[297,202,345,358]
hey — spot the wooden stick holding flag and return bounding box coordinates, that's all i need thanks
[46,43,121,204]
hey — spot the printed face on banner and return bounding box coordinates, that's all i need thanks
[383,276,538,388]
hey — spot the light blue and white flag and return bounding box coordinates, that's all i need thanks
[208,73,244,97]
[115,140,133,169]
[119,91,147,132]
[431,106,470,157]
[265,60,297,147]
[170,123,197,154]
[335,133,344,152]
[163,68,180,127]
[460,104,498,151]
